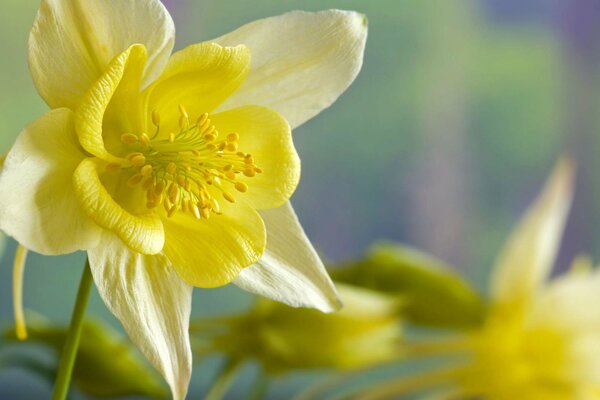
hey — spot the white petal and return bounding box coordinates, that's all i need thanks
[214,10,368,129]
[491,159,574,306]
[0,109,101,255]
[88,233,193,400]
[29,0,175,109]
[233,202,341,312]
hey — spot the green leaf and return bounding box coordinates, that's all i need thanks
[4,316,167,399]
[331,243,486,329]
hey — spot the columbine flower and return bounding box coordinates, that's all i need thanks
[0,1,367,398]
[362,160,600,400]
[193,284,403,374]
[455,159,597,398]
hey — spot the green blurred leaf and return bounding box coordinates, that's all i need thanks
[4,316,167,399]
[331,243,486,329]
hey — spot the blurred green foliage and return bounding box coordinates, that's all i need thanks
[3,316,167,399]
[332,244,486,329]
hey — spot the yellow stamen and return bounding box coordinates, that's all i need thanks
[235,182,248,193]
[223,192,236,203]
[141,164,153,177]
[120,133,138,144]
[13,244,28,341]
[139,133,151,145]
[152,109,161,127]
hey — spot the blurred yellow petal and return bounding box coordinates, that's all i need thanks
[29,0,174,109]
[88,233,192,400]
[75,45,147,163]
[491,158,574,309]
[162,202,266,288]
[0,109,101,254]
[73,158,164,255]
[143,42,250,131]
[234,202,341,312]
[210,106,300,209]
[214,10,368,129]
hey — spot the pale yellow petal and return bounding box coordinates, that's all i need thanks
[210,106,300,209]
[73,158,164,255]
[234,202,341,312]
[491,159,574,307]
[0,109,101,254]
[29,0,174,109]
[75,45,147,164]
[214,10,368,129]
[88,233,192,400]
[143,42,250,132]
[162,202,266,288]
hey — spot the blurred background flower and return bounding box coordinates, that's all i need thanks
[2,0,600,398]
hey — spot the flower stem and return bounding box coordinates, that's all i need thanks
[51,258,93,400]
[205,358,242,400]
[348,366,465,400]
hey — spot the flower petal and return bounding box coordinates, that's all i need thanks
[29,0,174,109]
[233,202,341,312]
[0,109,101,254]
[73,158,164,255]
[210,106,300,209]
[88,233,192,400]
[214,10,368,129]
[491,159,574,307]
[75,45,147,164]
[143,43,250,130]
[162,202,266,288]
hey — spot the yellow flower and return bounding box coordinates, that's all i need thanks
[361,160,600,400]
[0,1,367,398]
[457,159,598,399]
[194,284,403,373]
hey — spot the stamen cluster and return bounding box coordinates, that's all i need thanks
[108,105,262,220]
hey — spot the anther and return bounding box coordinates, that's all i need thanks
[140,133,150,145]
[169,132,176,143]
[178,104,189,120]
[227,133,239,142]
[129,154,146,167]
[152,109,161,126]
[128,174,144,187]
[226,143,238,152]
[167,205,178,218]
[223,192,236,203]
[141,165,153,177]
[210,198,221,213]
[105,163,122,172]
[121,133,138,144]
[235,182,248,193]
[197,113,209,126]
[191,203,201,219]
[167,162,177,175]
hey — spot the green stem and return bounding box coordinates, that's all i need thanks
[249,369,269,400]
[347,366,465,400]
[205,358,242,400]
[51,258,93,400]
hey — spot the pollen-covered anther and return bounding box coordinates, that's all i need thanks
[121,133,138,144]
[105,162,122,172]
[223,192,236,203]
[141,165,153,177]
[139,133,151,146]
[128,152,146,167]
[127,174,143,187]
[152,109,161,127]
[234,182,248,193]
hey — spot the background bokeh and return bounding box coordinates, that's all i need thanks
[1,0,600,398]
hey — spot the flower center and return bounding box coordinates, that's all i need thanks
[114,105,261,220]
